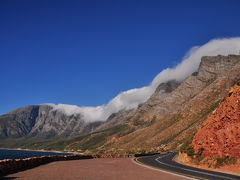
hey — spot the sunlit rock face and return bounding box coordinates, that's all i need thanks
[192,84,240,158]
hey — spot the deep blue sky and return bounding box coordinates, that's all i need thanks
[1,0,240,114]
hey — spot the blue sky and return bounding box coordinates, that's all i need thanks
[1,0,240,114]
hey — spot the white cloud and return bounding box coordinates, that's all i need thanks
[47,37,240,122]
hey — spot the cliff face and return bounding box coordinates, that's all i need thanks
[0,105,103,139]
[0,106,39,138]
[28,105,85,138]
[192,84,240,158]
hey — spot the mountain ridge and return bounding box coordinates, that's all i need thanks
[0,55,239,154]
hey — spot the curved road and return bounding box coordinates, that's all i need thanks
[135,152,240,180]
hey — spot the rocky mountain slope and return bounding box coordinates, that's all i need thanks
[0,105,103,139]
[0,106,39,138]
[0,55,240,154]
[85,55,239,153]
[192,84,240,158]
[177,84,240,173]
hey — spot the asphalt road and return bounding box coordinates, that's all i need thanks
[136,152,240,180]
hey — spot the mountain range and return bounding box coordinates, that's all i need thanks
[0,55,240,154]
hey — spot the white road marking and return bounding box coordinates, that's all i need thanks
[132,158,196,180]
[155,154,237,180]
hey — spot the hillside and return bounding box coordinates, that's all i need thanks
[0,105,103,139]
[96,55,240,153]
[192,84,240,158]
[0,55,240,154]
[177,84,240,174]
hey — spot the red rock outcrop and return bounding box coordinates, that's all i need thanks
[192,84,240,158]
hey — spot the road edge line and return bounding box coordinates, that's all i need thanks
[132,157,206,180]
[173,153,240,178]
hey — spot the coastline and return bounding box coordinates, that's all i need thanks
[0,153,94,176]
[0,147,75,154]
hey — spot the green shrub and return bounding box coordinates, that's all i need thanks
[180,142,195,157]
[215,156,237,168]
[186,146,195,156]
[226,157,237,165]
[216,157,225,167]
[179,142,189,153]
[197,147,204,156]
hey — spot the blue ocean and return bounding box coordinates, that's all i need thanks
[0,149,71,160]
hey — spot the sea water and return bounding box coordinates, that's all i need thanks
[0,149,70,160]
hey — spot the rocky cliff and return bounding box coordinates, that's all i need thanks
[192,84,240,158]
[0,106,39,138]
[0,105,103,139]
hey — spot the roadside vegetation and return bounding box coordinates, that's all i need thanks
[179,142,237,168]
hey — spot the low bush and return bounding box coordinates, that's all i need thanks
[180,142,195,157]
[215,156,237,168]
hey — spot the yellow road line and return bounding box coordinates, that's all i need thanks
[134,157,209,180]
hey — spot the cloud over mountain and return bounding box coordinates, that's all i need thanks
[47,37,240,122]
